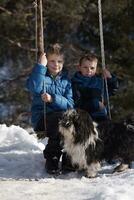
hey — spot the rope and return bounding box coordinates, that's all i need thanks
[33,0,38,62]
[34,0,47,135]
[98,0,111,120]
[39,0,44,53]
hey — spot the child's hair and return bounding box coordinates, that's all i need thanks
[46,43,64,57]
[79,53,98,66]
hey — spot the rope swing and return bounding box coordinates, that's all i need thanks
[98,0,111,120]
[33,0,38,61]
[37,0,44,55]
[34,0,47,137]
[32,0,111,137]
[34,0,44,59]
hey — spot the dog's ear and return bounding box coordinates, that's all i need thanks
[72,109,79,121]
[76,109,94,127]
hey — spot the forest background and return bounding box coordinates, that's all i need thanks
[0,0,134,127]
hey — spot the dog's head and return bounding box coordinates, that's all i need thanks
[59,109,98,144]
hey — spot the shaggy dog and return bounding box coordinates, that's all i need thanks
[59,109,134,178]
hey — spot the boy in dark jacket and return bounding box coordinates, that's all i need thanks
[27,44,74,174]
[72,53,118,122]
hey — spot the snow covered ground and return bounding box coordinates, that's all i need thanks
[0,124,134,200]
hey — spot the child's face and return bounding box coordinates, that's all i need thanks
[79,59,97,77]
[47,54,64,76]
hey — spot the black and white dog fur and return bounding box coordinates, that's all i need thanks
[59,109,134,178]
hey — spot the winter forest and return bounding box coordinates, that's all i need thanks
[0,0,134,127]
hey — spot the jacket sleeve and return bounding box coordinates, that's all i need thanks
[26,63,47,94]
[50,81,74,110]
[107,74,119,96]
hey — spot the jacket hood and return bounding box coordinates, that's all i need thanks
[72,71,103,89]
[72,71,96,83]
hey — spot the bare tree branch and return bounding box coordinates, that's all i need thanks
[0,35,36,52]
[0,6,13,15]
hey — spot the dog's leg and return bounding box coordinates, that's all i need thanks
[86,161,101,178]
[113,162,130,173]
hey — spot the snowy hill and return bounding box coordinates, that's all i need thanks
[0,124,134,200]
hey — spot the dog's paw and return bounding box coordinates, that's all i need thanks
[113,163,129,173]
[85,170,97,178]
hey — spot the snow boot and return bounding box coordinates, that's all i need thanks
[45,156,59,174]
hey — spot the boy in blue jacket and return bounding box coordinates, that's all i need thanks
[72,53,118,122]
[27,44,74,174]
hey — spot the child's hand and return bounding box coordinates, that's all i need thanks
[99,101,105,110]
[103,68,112,79]
[41,93,53,103]
[38,53,47,66]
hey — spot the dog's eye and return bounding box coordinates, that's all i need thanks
[65,121,71,127]
[61,118,72,127]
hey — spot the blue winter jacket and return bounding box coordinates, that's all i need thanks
[72,72,118,121]
[26,63,74,128]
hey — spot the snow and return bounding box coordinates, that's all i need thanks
[0,124,134,200]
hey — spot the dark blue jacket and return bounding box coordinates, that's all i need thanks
[26,63,74,128]
[72,72,118,121]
